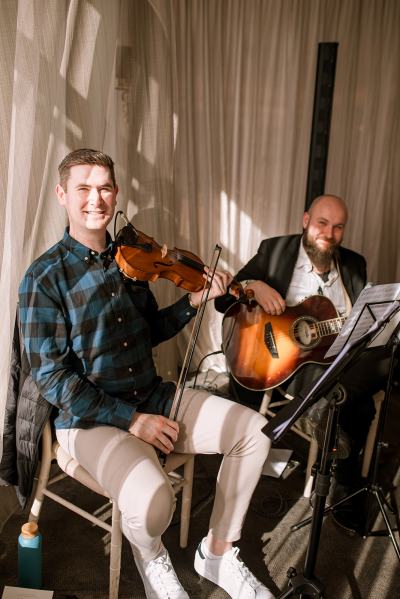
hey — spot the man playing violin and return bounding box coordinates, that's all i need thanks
[215,194,391,535]
[18,148,276,599]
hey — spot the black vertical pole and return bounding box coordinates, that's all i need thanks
[305,43,338,211]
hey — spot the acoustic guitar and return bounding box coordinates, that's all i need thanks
[222,295,345,391]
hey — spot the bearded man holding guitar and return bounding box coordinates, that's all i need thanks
[215,194,391,535]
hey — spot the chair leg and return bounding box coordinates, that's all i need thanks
[259,390,273,416]
[303,437,318,498]
[179,456,194,548]
[109,500,122,599]
[361,390,385,478]
[29,421,53,522]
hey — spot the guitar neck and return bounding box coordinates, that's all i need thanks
[317,316,346,337]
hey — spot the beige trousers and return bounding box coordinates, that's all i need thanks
[56,388,270,560]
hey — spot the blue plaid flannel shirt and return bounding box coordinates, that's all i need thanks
[18,229,197,430]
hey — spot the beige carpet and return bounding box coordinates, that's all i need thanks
[263,477,400,598]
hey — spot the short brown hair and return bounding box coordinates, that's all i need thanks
[58,148,116,190]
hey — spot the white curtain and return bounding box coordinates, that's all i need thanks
[1,0,399,458]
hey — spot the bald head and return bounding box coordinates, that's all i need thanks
[302,194,348,271]
[307,194,348,222]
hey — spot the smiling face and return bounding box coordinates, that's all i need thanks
[302,195,348,270]
[56,164,118,248]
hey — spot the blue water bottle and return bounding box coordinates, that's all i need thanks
[18,521,43,589]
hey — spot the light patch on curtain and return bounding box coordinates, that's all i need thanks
[173,113,178,149]
[17,0,34,39]
[60,1,101,100]
[53,105,82,139]
[220,191,262,266]
[136,77,160,166]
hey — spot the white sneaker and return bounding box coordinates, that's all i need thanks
[134,546,189,598]
[194,538,275,598]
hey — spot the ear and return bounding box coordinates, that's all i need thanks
[303,211,310,229]
[56,183,66,206]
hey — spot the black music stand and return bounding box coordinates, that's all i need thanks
[361,337,400,546]
[262,287,400,598]
[291,323,400,558]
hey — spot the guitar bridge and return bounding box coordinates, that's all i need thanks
[264,322,279,358]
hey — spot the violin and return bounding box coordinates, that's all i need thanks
[114,218,205,292]
[113,213,249,299]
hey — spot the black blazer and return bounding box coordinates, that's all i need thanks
[215,234,367,314]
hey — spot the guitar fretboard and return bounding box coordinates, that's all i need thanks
[317,316,346,337]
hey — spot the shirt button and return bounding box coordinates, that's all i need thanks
[117,317,122,322]
[133,391,138,396]
[186,311,191,316]
[128,367,133,373]
[84,257,89,262]
[111,292,115,297]
[90,250,96,255]
[123,341,128,347]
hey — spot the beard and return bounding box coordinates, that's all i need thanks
[302,228,339,271]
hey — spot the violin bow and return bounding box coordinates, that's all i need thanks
[168,243,222,422]
[157,245,221,467]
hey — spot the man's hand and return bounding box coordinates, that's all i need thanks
[246,280,286,315]
[129,413,179,454]
[189,267,233,307]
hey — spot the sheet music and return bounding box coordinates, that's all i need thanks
[262,448,293,478]
[325,283,400,358]
[368,307,400,347]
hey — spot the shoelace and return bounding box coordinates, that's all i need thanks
[147,553,183,596]
[227,547,261,590]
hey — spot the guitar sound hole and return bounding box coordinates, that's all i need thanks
[292,317,320,349]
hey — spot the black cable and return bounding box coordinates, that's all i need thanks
[191,350,223,388]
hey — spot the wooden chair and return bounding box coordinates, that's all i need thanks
[29,420,195,599]
[361,389,385,477]
[260,388,318,498]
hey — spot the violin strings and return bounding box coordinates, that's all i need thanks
[167,248,204,272]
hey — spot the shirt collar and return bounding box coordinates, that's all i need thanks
[60,227,114,263]
[295,238,314,273]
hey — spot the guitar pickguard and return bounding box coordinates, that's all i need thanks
[264,322,279,358]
